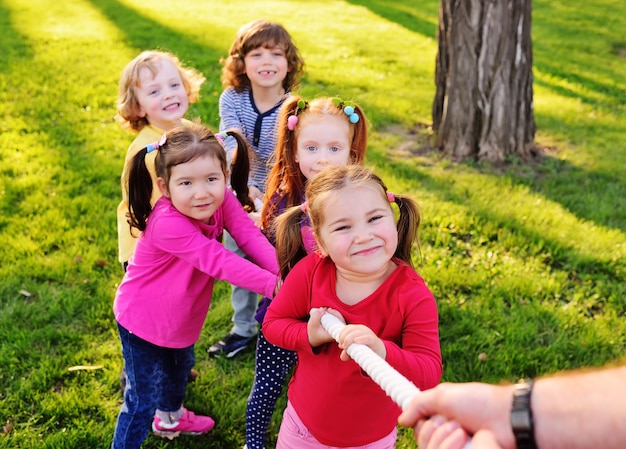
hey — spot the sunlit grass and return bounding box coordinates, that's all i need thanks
[0,0,624,447]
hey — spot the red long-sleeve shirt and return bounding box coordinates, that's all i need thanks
[263,252,442,447]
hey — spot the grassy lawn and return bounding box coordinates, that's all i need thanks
[0,0,624,448]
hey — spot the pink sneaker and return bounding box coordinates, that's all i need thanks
[152,407,215,440]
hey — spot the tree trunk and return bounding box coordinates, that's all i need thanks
[433,0,535,162]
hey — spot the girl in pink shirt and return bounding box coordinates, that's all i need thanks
[112,123,280,449]
[263,165,442,448]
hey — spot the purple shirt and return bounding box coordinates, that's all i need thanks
[114,191,279,348]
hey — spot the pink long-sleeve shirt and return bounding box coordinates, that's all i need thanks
[263,252,442,447]
[114,191,279,348]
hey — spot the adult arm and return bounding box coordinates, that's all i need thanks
[398,364,626,449]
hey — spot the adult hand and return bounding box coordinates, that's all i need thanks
[414,416,504,449]
[471,430,504,449]
[397,382,516,449]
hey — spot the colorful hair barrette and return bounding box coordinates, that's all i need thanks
[332,98,360,124]
[287,99,308,131]
[146,133,167,153]
[215,131,227,146]
[387,191,402,208]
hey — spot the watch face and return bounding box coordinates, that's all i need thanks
[511,408,532,430]
[511,381,536,449]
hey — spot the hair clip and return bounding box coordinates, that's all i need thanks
[300,201,309,213]
[287,115,298,131]
[215,131,227,146]
[287,99,308,131]
[332,98,360,124]
[387,191,402,208]
[146,133,167,153]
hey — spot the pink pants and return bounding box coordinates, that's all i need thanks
[276,401,397,449]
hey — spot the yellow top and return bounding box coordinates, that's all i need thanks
[116,122,195,264]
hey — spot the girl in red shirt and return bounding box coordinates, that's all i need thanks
[263,165,442,448]
[246,96,368,449]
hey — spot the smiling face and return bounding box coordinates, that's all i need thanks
[134,58,189,131]
[243,45,289,92]
[158,154,227,224]
[316,183,398,277]
[295,114,352,180]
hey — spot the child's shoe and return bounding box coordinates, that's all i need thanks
[152,407,215,440]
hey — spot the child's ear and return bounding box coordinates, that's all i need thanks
[314,234,328,257]
[157,178,170,197]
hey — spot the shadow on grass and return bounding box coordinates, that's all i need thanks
[87,0,626,239]
[533,64,625,112]
[369,151,625,381]
[0,2,33,70]
[370,149,625,282]
[87,0,221,58]
[351,0,626,235]
[532,0,626,111]
[6,0,231,192]
[344,0,438,39]
[87,0,228,114]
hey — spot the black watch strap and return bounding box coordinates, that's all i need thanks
[510,380,537,449]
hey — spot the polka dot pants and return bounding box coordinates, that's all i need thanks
[245,331,297,449]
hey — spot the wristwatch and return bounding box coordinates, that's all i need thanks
[510,380,537,449]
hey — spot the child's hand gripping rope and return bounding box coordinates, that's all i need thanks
[317,310,472,449]
[318,310,420,410]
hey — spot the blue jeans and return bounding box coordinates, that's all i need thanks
[224,231,259,337]
[112,323,195,449]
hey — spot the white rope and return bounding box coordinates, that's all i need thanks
[319,312,420,411]
[319,311,472,449]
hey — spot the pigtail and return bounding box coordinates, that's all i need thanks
[349,102,368,164]
[261,96,306,230]
[274,205,309,279]
[392,194,422,268]
[226,130,255,212]
[127,147,154,232]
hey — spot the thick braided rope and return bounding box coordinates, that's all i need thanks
[319,312,420,410]
[319,311,472,449]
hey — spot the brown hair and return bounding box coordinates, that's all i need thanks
[116,50,205,132]
[221,20,304,93]
[127,122,251,231]
[274,165,421,278]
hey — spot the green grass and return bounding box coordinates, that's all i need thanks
[0,0,624,448]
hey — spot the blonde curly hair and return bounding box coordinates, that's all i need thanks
[116,50,205,132]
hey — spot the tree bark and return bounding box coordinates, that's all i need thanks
[433,0,535,162]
